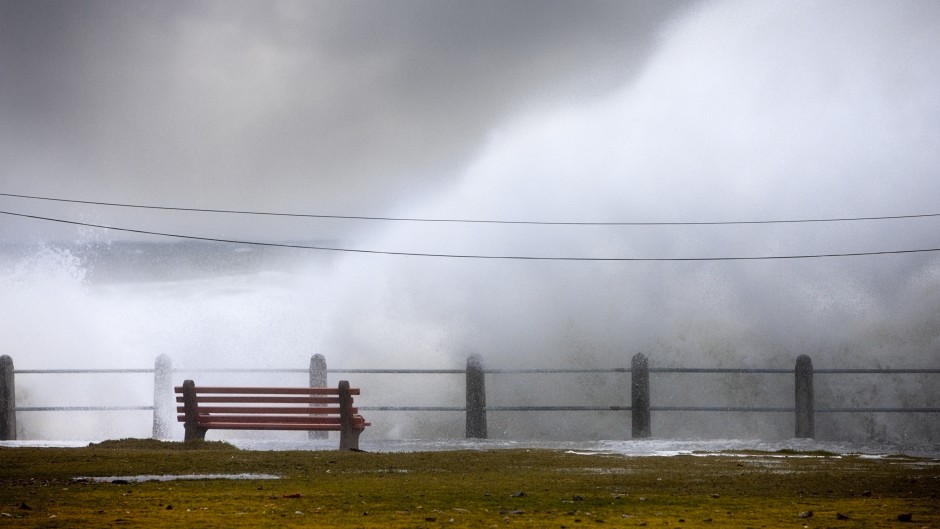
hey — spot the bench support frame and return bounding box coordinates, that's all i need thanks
[178,379,367,450]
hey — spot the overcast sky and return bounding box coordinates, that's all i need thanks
[2,0,938,292]
[2,0,937,243]
[1,0,688,241]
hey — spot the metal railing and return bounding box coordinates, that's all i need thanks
[1,353,937,441]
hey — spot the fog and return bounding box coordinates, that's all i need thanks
[1,0,938,443]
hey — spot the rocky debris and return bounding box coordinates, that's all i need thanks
[836,512,849,520]
[18,502,31,510]
[897,512,913,522]
[798,510,813,518]
[710,493,720,499]
[510,491,526,497]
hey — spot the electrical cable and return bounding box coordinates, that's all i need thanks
[2,209,938,261]
[2,192,939,226]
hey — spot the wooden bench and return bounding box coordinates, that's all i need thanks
[175,379,370,450]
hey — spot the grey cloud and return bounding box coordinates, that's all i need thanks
[1,0,685,239]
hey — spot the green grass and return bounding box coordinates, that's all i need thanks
[1,439,937,528]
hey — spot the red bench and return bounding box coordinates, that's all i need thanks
[175,380,369,450]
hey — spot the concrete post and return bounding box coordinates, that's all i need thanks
[337,380,362,450]
[795,354,814,439]
[181,379,206,442]
[0,355,15,440]
[631,353,651,438]
[309,354,328,439]
[152,354,174,439]
[465,354,487,439]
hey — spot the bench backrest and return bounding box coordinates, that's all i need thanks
[175,380,363,430]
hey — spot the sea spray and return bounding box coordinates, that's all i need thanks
[1,0,938,442]
[313,0,940,441]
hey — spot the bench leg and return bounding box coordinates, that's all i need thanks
[184,425,208,442]
[339,428,362,451]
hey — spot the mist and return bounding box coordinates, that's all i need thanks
[1,0,938,443]
[308,0,940,441]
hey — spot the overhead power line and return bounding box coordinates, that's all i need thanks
[2,192,939,226]
[2,209,939,262]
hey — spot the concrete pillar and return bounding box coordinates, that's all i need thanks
[152,354,173,439]
[181,379,206,442]
[465,354,487,439]
[0,355,15,440]
[337,380,362,450]
[795,354,814,438]
[631,353,651,438]
[309,354,328,439]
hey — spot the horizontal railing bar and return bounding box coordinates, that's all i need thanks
[815,369,940,374]
[15,369,155,374]
[359,406,465,411]
[183,369,465,374]
[651,406,793,412]
[486,369,629,374]
[648,407,940,413]
[15,368,939,375]
[328,369,465,374]
[176,369,308,374]
[489,406,631,411]
[651,368,792,374]
[816,408,940,413]
[14,406,940,414]
[16,406,154,411]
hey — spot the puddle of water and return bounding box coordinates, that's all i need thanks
[557,467,635,475]
[74,473,279,483]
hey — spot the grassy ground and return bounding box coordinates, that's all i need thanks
[0,440,937,528]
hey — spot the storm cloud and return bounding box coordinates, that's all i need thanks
[1,0,683,234]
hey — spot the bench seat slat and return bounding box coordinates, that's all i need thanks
[176,396,342,404]
[192,415,343,425]
[176,405,356,415]
[197,422,368,431]
[174,386,360,396]
[176,415,369,426]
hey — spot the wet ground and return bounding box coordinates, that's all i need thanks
[3,437,939,458]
